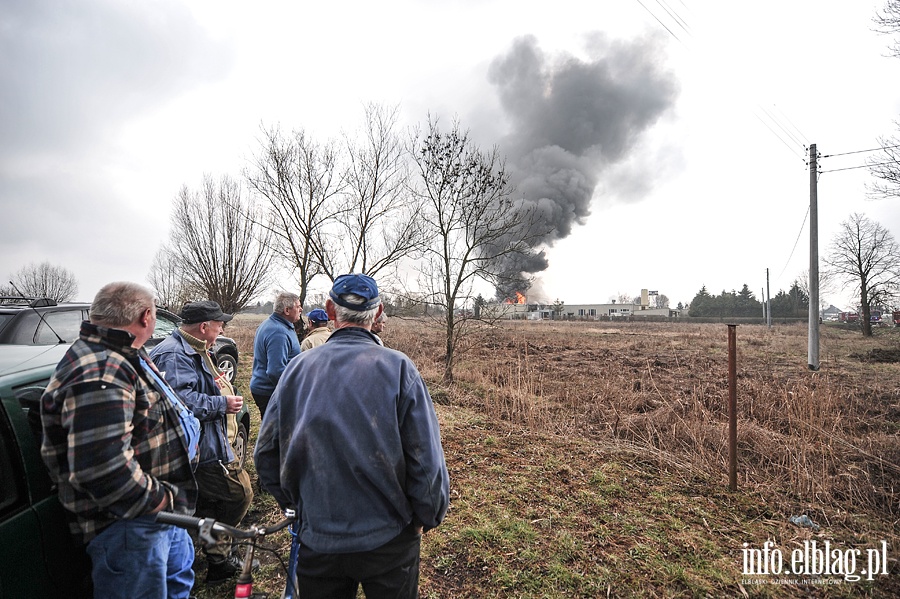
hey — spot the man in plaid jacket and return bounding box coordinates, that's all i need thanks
[40,281,199,599]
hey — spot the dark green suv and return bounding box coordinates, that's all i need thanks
[0,344,92,598]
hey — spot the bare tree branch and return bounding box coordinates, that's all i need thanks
[245,124,344,304]
[8,261,78,302]
[165,174,274,314]
[337,103,423,280]
[147,246,198,309]
[866,133,900,200]
[874,0,900,57]
[411,116,548,383]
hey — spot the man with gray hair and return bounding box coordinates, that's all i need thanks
[255,274,449,598]
[150,300,253,585]
[250,291,302,418]
[40,282,200,598]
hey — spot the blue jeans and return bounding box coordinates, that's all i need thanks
[86,516,194,599]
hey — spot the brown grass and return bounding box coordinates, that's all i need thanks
[386,319,900,521]
[193,316,900,598]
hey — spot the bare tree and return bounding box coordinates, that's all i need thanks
[9,261,78,302]
[824,213,900,336]
[147,246,197,310]
[796,268,837,316]
[245,125,343,305]
[867,134,900,200]
[167,174,274,315]
[867,3,900,197]
[411,117,546,383]
[874,0,900,57]
[334,103,422,279]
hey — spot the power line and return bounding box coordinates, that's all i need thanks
[636,0,812,164]
[821,144,900,158]
[771,104,810,147]
[777,205,809,280]
[760,105,805,149]
[634,0,687,46]
[653,0,692,36]
[753,111,807,161]
[819,161,896,174]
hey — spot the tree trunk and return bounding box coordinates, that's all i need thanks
[860,286,873,337]
[443,313,455,384]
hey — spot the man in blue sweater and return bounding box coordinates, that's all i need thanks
[249,291,302,418]
[254,274,450,599]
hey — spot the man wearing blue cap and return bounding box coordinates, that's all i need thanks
[255,274,450,599]
[299,308,331,351]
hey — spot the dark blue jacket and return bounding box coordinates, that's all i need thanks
[254,326,450,553]
[150,331,234,466]
[250,313,301,396]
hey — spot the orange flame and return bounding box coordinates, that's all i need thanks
[503,291,527,305]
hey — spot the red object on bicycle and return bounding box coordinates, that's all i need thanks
[234,582,253,598]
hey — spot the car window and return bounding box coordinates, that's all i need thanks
[153,312,179,339]
[34,310,85,344]
[0,314,13,336]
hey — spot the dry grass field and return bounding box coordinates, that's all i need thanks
[196,315,900,598]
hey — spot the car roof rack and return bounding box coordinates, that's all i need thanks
[0,296,58,308]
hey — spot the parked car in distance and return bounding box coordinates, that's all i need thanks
[0,344,92,598]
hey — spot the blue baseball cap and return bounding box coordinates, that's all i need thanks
[329,274,380,311]
[307,308,329,323]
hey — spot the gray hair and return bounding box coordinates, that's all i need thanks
[91,282,155,327]
[274,291,300,314]
[332,293,381,326]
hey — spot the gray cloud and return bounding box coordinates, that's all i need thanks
[485,33,679,292]
[0,0,233,295]
[1,0,231,158]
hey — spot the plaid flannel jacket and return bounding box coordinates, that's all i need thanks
[40,321,198,545]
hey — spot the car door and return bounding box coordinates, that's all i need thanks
[0,377,91,598]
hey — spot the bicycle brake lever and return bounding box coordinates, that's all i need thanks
[197,517,218,548]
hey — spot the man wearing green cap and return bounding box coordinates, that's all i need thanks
[255,273,450,599]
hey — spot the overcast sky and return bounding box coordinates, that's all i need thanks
[2,0,899,310]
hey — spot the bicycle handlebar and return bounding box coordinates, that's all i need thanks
[155,509,296,547]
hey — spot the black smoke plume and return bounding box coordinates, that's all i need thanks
[487,33,678,300]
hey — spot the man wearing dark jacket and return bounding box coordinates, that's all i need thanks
[255,274,450,599]
[150,300,253,585]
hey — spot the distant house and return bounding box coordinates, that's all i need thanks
[822,304,842,321]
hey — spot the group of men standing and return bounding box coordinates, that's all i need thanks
[39,274,449,598]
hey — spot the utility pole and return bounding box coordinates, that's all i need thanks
[808,144,820,371]
[761,286,766,320]
[766,269,772,327]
